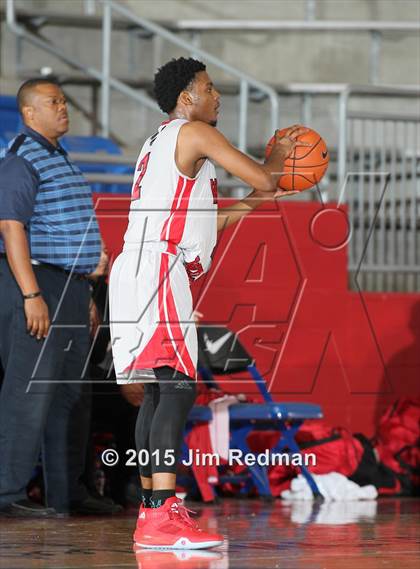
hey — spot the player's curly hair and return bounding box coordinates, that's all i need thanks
[153,57,206,114]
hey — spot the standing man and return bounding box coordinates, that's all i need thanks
[109,57,307,549]
[0,78,115,516]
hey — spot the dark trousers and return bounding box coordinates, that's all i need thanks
[0,258,91,511]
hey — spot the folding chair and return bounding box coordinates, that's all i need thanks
[196,325,323,498]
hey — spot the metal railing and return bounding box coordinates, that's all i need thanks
[172,20,420,31]
[169,19,420,86]
[340,91,420,292]
[5,0,160,115]
[98,0,279,151]
[70,83,420,292]
[5,4,418,86]
[5,0,279,154]
[337,85,420,191]
[3,0,420,290]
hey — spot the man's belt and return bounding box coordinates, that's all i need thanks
[0,253,87,281]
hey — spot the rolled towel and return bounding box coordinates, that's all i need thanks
[281,472,378,502]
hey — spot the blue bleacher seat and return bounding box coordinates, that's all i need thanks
[0,95,22,141]
[61,135,133,194]
[0,135,9,154]
[61,135,122,155]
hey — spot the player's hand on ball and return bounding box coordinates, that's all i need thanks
[265,126,329,192]
[273,125,312,159]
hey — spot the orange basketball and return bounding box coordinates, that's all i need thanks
[265,127,329,192]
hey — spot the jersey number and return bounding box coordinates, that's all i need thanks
[132,152,150,200]
[210,178,218,205]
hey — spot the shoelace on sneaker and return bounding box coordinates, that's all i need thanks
[169,502,199,530]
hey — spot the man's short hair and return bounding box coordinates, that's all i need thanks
[153,57,206,114]
[16,78,60,114]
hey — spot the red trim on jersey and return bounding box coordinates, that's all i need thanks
[210,178,218,205]
[122,253,196,379]
[167,178,196,245]
[160,175,185,243]
[160,175,196,253]
[160,118,176,126]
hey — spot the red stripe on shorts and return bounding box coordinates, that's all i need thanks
[123,253,196,379]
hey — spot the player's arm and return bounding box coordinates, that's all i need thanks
[179,121,307,191]
[216,189,287,231]
[0,220,50,339]
[0,155,50,339]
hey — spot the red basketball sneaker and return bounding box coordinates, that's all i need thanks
[133,497,223,550]
[133,503,148,543]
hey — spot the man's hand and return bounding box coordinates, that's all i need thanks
[0,220,48,339]
[120,383,144,407]
[87,247,109,280]
[89,299,101,337]
[24,296,50,340]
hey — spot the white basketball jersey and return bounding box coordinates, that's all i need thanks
[109,119,218,381]
[123,118,218,271]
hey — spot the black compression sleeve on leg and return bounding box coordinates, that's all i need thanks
[149,366,197,475]
[135,382,160,478]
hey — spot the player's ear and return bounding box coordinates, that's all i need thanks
[179,89,196,107]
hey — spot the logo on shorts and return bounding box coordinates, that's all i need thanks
[175,380,192,390]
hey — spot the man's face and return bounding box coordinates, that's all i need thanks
[24,83,69,141]
[187,71,220,126]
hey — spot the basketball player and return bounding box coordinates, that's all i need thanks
[109,57,308,549]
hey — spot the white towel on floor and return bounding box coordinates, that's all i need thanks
[208,395,238,460]
[281,472,378,502]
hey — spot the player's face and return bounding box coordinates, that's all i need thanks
[24,83,69,143]
[188,71,220,126]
